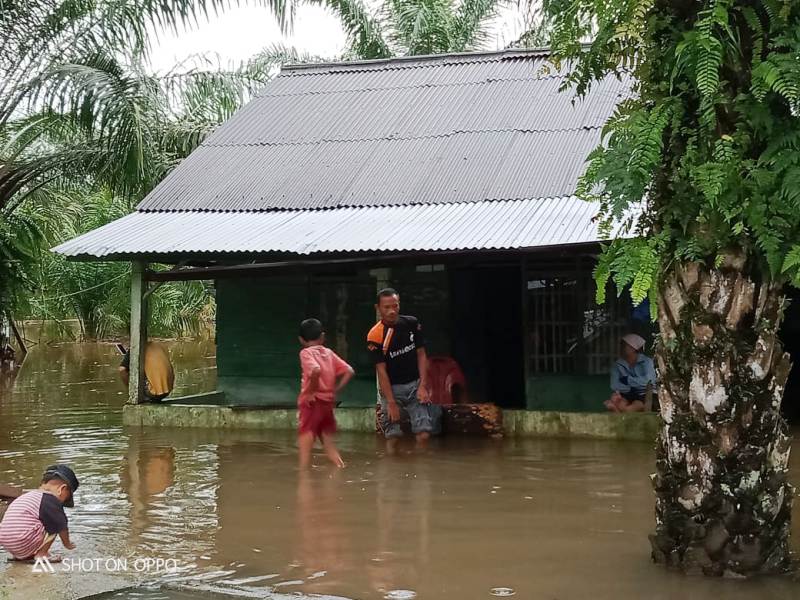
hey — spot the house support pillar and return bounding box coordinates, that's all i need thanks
[129,261,148,405]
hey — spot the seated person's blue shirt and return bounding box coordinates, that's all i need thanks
[611,354,656,397]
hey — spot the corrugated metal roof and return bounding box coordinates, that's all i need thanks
[138,129,603,211]
[137,49,630,212]
[53,198,634,258]
[206,76,627,146]
[55,50,635,260]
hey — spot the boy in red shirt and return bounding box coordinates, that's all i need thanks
[298,319,354,468]
[0,465,79,562]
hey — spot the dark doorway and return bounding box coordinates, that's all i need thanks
[780,287,800,424]
[450,264,525,408]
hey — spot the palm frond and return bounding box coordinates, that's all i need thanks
[312,0,393,59]
[452,0,505,52]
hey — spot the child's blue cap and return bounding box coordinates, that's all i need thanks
[43,465,79,508]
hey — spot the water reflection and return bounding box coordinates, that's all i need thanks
[0,340,217,599]
[294,469,350,586]
[1,342,799,600]
[121,443,176,546]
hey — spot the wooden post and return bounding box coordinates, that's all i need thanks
[521,256,530,409]
[5,312,27,355]
[129,261,148,405]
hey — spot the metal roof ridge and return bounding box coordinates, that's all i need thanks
[199,126,603,149]
[279,47,557,75]
[256,72,567,99]
[133,196,584,214]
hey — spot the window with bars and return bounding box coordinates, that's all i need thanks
[526,267,634,376]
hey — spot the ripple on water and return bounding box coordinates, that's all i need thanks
[6,341,800,600]
[384,591,417,600]
[490,587,516,597]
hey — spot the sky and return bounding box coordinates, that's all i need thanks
[148,3,532,74]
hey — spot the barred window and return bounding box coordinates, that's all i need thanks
[526,265,635,375]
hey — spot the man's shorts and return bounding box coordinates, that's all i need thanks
[621,389,659,411]
[621,390,645,403]
[379,380,440,438]
[298,401,337,438]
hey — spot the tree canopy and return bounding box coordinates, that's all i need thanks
[320,0,510,59]
[545,0,800,307]
[0,0,293,335]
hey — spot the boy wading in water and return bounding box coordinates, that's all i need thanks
[298,319,354,468]
[0,465,79,562]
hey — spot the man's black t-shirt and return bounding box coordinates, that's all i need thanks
[367,315,425,385]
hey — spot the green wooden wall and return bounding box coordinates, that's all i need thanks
[213,264,614,412]
[216,273,376,406]
[526,375,611,413]
[215,268,452,407]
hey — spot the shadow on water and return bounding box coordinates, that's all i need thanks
[1,342,800,600]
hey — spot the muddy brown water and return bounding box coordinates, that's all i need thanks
[1,342,799,600]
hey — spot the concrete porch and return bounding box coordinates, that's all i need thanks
[122,398,661,442]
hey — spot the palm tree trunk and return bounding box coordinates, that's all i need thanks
[649,251,794,576]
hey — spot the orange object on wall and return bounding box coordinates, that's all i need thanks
[426,356,467,405]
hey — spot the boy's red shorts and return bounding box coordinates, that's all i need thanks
[298,401,337,438]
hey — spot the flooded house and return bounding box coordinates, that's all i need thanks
[54,49,661,436]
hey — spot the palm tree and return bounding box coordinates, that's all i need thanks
[7,47,295,338]
[319,0,511,59]
[0,1,295,208]
[20,186,214,340]
[0,0,292,324]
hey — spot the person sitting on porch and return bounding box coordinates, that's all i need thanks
[119,342,175,402]
[604,333,656,413]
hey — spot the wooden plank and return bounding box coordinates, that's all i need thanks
[129,261,147,405]
[143,245,606,282]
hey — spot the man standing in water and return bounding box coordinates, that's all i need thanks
[368,288,439,449]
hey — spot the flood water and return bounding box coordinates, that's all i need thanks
[1,341,799,600]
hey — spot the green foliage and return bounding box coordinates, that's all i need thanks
[318,0,393,58]
[594,236,662,306]
[784,245,800,286]
[546,0,800,308]
[0,2,283,336]
[316,0,511,59]
[0,0,292,139]
[0,212,43,311]
[19,188,213,339]
[0,50,264,336]
[2,50,275,208]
